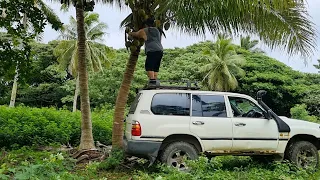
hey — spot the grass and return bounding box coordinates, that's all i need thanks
[1,147,320,180]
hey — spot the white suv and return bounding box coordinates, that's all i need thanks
[124,84,320,170]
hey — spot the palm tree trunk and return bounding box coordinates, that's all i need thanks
[73,74,80,112]
[9,67,18,107]
[112,47,141,148]
[76,6,95,150]
[9,14,27,108]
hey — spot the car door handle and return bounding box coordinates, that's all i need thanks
[192,121,205,125]
[235,122,246,127]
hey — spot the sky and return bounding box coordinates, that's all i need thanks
[43,1,320,73]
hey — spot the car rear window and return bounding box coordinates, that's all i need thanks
[151,93,190,116]
[129,93,141,114]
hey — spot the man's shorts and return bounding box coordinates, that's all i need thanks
[145,51,163,72]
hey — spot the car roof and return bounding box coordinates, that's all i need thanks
[139,89,253,98]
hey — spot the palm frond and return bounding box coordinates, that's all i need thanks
[84,12,99,27]
[86,23,108,41]
[120,13,133,28]
[157,0,316,57]
[37,0,63,30]
[54,40,77,72]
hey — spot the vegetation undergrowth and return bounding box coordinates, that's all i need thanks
[0,106,113,149]
[1,148,320,180]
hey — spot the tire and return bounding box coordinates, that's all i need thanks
[160,141,199,170]
[286,141,319,169]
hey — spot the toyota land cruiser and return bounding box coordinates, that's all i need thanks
[124,82,320,170]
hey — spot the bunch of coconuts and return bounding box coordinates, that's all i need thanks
[60,0,95,11]
[124,8,170,52]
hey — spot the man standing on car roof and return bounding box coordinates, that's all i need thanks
[129,17,164,86]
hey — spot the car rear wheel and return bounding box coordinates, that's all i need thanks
[286,141,319,170]
[160,141,198,171]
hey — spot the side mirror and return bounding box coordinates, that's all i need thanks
[264,110,272,120]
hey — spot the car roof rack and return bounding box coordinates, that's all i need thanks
[142,80,200,90]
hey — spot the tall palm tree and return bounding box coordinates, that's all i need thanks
[201,37,245,91]
[59,0,104,150]
[54,12,112,112]
[240,35,264,53]
[108,0,316,148]
[9,0,62,107]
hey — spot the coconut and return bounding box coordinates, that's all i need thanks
[130,45,137,52]
[125,41,131,47]
[133,40,140,46]
[138,9,145,16]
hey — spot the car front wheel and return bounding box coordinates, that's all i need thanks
[287,141,319,170]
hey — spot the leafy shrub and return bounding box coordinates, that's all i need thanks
[290,104,318,122]
[0,149,80,180]
[98,148,125,170]
[0,106,113,148]
[134,156,318,180]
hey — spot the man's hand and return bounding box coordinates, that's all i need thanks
[129,29,147,41]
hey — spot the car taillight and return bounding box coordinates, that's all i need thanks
[131,121,141,136]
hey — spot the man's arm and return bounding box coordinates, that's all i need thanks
[129,29,147,41]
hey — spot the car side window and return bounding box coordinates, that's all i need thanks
[192,95,227,117]
[129,93,141,114]
[151,93,190,116]
[228,96,265,118]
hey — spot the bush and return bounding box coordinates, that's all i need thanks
[0,148,79,180]
[134,156,318,180]
[0,106,113,148]
[290,104,318,123]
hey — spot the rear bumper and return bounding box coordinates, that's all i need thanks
[123,138,162,163]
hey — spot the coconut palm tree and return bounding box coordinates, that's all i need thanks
[54,12,112,112]
[8,0,62,107]
[240,35,264,53]
[59,0,102,150]
[201,37,245,91]
[108,0,316,148]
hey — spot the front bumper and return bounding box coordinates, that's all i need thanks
[123,138,162,164]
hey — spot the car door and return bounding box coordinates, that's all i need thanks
[190,94,233,152]
[227,96,279,151]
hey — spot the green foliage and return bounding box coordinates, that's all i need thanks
[236,52,311,116]
[134,156,318,180]
[55,12,112,77]
[2,149,320,179]
[290,104,318,122]
[201,37,245,91]
[1,40,319,117]
[0,148,79,180]
[0,0,62,78]
[0,106,113,148]
[240,35,264,53]
[98,148,125,170]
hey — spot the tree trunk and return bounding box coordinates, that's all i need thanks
[9,68,18,107]
[9,13,26,108]
[76,6,95,150]
[73,74,80,112]
[112,47,141,148]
